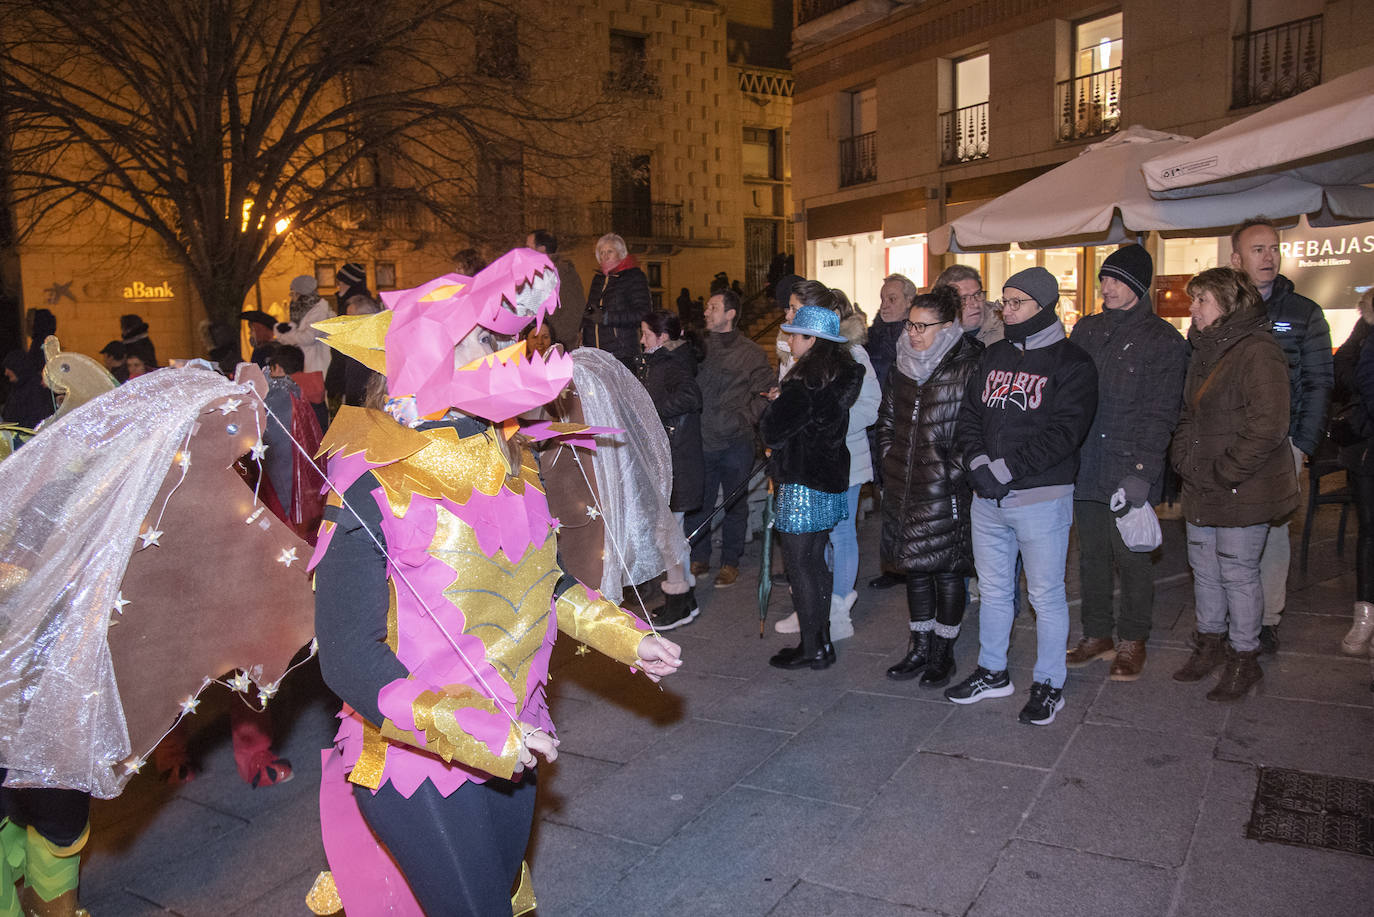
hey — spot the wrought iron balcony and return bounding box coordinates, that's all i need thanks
[1232,15,1322,109]
[1057,66,1121,142]
[603,66,660,97]
[839,131,877,187]
[589,201,684,241]
[940,102,989,165]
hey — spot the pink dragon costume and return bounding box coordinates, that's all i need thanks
[306,250,675,916]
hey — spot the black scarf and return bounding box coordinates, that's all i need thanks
[1002,305,1058,343]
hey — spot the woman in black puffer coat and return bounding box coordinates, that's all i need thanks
[638,310,705,630]
[876,285,984,687]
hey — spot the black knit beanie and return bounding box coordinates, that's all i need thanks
[1099,244,1153,301]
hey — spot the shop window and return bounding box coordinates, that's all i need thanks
[1058,12,1122,142]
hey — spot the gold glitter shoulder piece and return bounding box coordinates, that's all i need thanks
[318,405,430,465]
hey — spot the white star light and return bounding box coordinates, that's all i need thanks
[113,593,130,614]
[228,671,253,693]
[178,695,201,716]
[249,440,268,460]
[309,637,320,656]
[138,528,163,549]
[122,755,146,776]
[551,518,563,533]
[277,546,298,567]
[258,681,279,702]
[217,398,243,415]
[176,451,192,471]
[585,506,601,520]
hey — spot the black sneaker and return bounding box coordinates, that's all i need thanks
[944,666,1014,705]
[1018,679,1065,725]
[650,591,699,632]
[1258,624,1279,655]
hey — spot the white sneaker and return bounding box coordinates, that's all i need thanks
[774,612,799,634]
[829,593,855,641]
[1342,601,1374,655]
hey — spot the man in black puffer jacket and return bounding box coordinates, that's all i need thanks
[1230,218,1333,654]
[1068,245,1187,682]
[946,267,1098,727]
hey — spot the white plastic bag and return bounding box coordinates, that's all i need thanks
[1110,488,1162,552]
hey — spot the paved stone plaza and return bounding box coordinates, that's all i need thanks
[79,505,1374,916]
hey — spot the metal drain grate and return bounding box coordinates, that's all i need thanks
[1247,766,1374,858]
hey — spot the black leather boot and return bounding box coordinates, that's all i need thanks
[818,624,836,668]
[886,629,932,681]
[919,633,957,687]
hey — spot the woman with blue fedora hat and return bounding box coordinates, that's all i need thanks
[760,304,866,669]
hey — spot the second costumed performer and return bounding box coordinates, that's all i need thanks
[305,250,683,917]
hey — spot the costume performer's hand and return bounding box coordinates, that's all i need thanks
[516,728,559,773]
[636,635,683,682]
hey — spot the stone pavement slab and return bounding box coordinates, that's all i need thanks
[807,751,1047,914]
[968,839,1176,917]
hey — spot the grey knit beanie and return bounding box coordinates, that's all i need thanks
[1003,266,1058,310]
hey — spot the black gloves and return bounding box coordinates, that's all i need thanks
[1119,475,1151,508]
[970,465,1011,501]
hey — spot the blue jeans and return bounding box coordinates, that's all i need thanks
[686,437,755,568]
[972,493,1073,689]
[826,484,863,597]
[1186,522,1268,652]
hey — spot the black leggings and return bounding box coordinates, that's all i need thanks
[1354,472,1374,603]
[905,572,966,627]
[355,771,537,916]
[779,529,834,653]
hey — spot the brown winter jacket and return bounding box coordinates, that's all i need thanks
[1169,299,1298,528]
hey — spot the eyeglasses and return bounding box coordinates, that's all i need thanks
[959,290,986,305]
[903,319,953,334]
[996,297,1038,311]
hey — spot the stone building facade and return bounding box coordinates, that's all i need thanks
[1,0,794,364]
[789,0,1374,331]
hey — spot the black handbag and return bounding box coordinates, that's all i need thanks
[1328,401,1372,448]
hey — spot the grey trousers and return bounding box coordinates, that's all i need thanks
[1186,521,1268,652]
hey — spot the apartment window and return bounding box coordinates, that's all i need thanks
[475,9,525,80]
[1058,12,1122,141]
[839,87,876,187]
[607,31,656,95]
[743,128,779,180]
[1232,0,1322,108]
[940,53,990,165]
[477,145,525,239]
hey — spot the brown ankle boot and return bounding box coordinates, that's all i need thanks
[1172,631,1226,682]
[1109,639,1147,681]
[1066,635,1115,667]
[1207,645,1263,702]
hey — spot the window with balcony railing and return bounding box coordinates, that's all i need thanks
[941,53,989,165]
[940,103,989,165]
[606,30,657,96]
[1058,13,1122,142]
[839,131,877,187]
[1232,14,1322,109]
[590,201,684,240]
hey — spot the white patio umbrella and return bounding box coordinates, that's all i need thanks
[1142,64,1374,196]
[929,125,1374,254]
